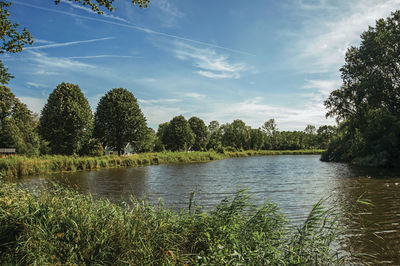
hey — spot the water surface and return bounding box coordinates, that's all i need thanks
[25,155,400,264]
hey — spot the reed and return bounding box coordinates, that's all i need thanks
[0,182,342,265]
[0,150,325,180]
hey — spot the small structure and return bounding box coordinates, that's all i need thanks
[0,148,16,155]
[105,143,137,155]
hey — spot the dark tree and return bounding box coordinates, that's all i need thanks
[164,115,194,151]
[188,116,209,151]
[323,11,400,166]
[0,86,40,155]
[39,82,93,155]
[94,88,147,155]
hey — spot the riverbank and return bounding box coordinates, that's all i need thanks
[0,182,340,264]
[0,150,324,180]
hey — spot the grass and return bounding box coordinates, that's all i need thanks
[0,182,342,265]
[0,149,325,180]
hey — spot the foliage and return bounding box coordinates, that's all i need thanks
[94,88,147,155]
[0,86,40,155]
[54,0,150,14]
[163,115,194,151]
[39,83,93,155]
[221,119,250,150]
[0,183,342,265]
[323,11,400,167]
[78,138,104,156]
[188,116,209,151]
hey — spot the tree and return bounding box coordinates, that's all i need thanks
[188,116,209,151]
[54,0,150,14]
[0,85,40,155]
[39,82,93,155]
[207,120,222,151]
[94,88,147,155]
[323,11,400,166]
[249,128,264,150]
[164,115,194,151]
[221,119,250,150]
[262,119,277,149]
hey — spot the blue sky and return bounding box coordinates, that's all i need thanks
[3,0,400,130]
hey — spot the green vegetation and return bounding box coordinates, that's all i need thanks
[94,88,148,155]
[0,86,40,155]
[0,150,324,180]
[322,11,400,167]
[39,82,93,155]
[0,183,342,264]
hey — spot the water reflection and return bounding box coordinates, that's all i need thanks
[23,155,400,263]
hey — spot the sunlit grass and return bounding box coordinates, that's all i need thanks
[0,182,342,264]
[0,150,325,180]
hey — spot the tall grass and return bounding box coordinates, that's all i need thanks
[0,150,324,180]
[0,182,342,264]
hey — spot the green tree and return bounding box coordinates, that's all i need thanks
[323,11,400,166]
[249,128,264,150]
[54,0,150,14]
[154,122,169,152]
[94,88,147,155]
[262,118,277,149]
[207,120,222,151]
[188,116,209,151]
[221,119,250,150]
[136,127,156,152]
[0,85,40,155]
[39,82,93,155]
[164,115,194,151]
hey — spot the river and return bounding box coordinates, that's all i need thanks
[24,155,400,264]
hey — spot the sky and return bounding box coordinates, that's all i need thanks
[3,0,400,130]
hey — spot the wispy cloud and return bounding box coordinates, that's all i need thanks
[13,0,253,56]
[199,97,335,131]
[67,55,137,59]
[185,93,206,100]
[26,82,47,88]
[151,0,184,27]
[174,42,248,79]
[26,37,114,50]
[138,98,181,104]
[294,0,400,73]
[59,0,129,23]
[27,51,96,70]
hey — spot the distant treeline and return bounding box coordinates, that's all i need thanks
[0,83,335,156]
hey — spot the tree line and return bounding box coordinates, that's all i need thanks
[0,82,336,156]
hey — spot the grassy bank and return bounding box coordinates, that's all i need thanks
[0,182,341,264]
[0,150,324,180]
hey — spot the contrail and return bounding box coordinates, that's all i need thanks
[13,1,255,56]
[25,37,114,50]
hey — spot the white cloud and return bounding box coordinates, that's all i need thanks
[26,37,114,50]
[302,79,341,96]
[18,97,47,114]
[197,97,335,131]
[67,55,136,59]
[138,98,181,104]
[185,93,206,100]
[151,0,184,27]
[28,51,96,70]
[294,0,400,73]
[174,41,249,79]
[142,105,186,128]
[26,82,47,88]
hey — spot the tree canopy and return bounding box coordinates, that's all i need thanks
[0,85,40,155]
[163,115,194,151]
[322,11,400,167]
[188,116,209,151]
[39,82,93,155]
[94,88,147,155]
